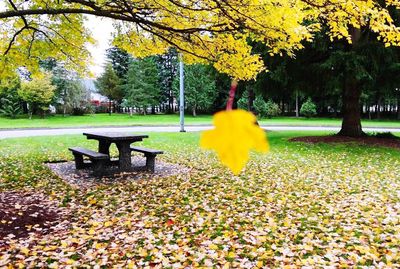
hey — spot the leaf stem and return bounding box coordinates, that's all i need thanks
[226,80,238,110]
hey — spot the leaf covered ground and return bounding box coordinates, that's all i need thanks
[0,131,400,268]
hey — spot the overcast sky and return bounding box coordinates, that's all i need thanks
[85,16,114,77]
[0,0,114,78]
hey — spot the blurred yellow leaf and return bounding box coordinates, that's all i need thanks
[209,244,219,250]
[20,247,29,255]
[200,109,269,175]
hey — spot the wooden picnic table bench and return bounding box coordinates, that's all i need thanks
[68,147,110,176]
[130,146,163,172]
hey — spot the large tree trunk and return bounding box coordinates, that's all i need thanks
[108,100,112,115]
[338,27,365,137]
[338,78,364,137]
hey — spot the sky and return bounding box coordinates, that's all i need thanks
[0,0,114,78]
[84,16,114,77]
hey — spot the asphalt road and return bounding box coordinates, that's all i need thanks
[1,125,400,139]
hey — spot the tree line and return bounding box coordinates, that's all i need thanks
[96,33,400,122]
[1,32,400,125]
[0,59,91,119]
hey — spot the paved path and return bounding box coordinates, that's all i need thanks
[1,125,400,139]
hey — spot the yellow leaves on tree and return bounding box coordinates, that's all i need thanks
[200,109,269,175]
[0,1,400,79]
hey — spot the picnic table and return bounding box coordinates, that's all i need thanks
[84,132,148,170]
[68,132,163,175]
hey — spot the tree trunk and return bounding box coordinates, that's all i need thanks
[377,97,382,119]
[168,91,174,114]
[63,89,67,117]
[192,106,197,117]
[295,90,299,117]
[338,27,365,137]
[108,100,112,115]
[397,96,400,120]
[248,88,255,113]
[338,78,364,137]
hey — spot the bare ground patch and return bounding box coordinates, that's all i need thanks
[289,135,400,149]
[0,191,71,247]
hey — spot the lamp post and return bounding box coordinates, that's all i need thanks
[179,54,185,132]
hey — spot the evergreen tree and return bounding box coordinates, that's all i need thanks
[124,57,161,115]
[173,64,217,116]
[106,47,132,80]
[95,64,123,115]
[156,49,178,113]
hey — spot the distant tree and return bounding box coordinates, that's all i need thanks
[41,59,93,116]
[106,47,132,80]
[173,64,216,116]
[156,49,178,113]
[0,75,21,96]
[95,64,123,115]
[67,81,91,115]
[124,57,161,115]
[18,75,55,119]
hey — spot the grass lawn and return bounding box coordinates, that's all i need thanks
[1,131,400,267]
[1,113,400,129]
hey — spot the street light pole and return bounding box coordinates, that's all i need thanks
[179,54,186,132]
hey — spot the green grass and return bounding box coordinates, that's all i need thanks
[0,113,400,129]
[1,130,399,166]
[1,131,400,267]
[0,114,212,129]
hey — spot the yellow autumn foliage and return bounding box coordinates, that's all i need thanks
[0,0,399,80]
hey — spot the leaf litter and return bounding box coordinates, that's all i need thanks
[0,135,400,268]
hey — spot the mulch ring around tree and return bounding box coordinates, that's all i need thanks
[289,134,400,149]
[0,191,71,248]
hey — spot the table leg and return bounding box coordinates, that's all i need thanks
[116,141,132,170]
[98,141,111,155]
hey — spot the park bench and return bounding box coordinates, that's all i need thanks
[69,147,110,175]
[130,146,163,172]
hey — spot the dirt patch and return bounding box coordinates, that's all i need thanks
[289,135,400,149]
[0,191,70,246]
[46,156,191,189]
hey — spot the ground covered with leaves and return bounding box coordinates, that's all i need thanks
[1,131,400,268]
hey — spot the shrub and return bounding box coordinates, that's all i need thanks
[0,95,22,119]
[300,98,317,118]
[265,100,280,118]
[18,75,55,119]
[252,96,267,117]
[237,95,248,110]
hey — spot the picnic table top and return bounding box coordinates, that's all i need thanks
[83,132,149,141]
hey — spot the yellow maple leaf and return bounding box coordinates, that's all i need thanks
[200,109,269,175]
